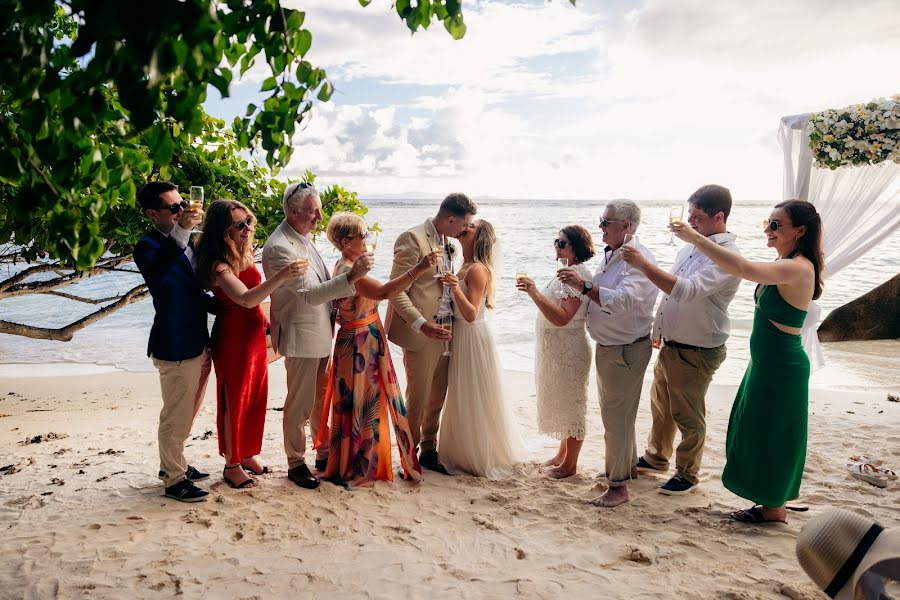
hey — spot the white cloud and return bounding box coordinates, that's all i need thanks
[233,0,900,200]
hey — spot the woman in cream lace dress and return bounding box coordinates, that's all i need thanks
[516,225,595,478]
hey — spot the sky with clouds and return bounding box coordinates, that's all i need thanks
[204,0,900,201]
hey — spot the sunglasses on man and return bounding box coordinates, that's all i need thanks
[600,218,626,228]
[231,216,255,231]
[160,200,189,214]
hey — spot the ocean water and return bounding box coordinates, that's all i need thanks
[1,198,897,387]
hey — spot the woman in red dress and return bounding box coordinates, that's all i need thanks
[196,200,305,488]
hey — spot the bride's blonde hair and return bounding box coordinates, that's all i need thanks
[471,220,497,309]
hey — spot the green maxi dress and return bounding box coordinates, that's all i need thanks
[722,284,810,507]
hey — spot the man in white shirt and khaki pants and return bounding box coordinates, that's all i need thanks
[559,199,659,508]
[622,184,741,496]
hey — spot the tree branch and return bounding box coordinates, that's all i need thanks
[0,284,149,341]
[41,290,131,305]
[0,262,66,293]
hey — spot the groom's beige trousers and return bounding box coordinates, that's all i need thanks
[402,340,449,452]
[283,356,330,469]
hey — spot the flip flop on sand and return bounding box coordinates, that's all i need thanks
[729,506,786,524]
[846,463,889,488]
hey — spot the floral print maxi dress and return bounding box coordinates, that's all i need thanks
[315,262,422,487]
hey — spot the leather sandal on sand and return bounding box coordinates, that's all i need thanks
[223,466,256,489]
[846,463,889,488]
[729,507,786,524]
[243,465,270,476]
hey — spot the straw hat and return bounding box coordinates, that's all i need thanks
[796,508,900,600]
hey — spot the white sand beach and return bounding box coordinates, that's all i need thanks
[1,344,899,599]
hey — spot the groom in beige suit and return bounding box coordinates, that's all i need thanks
[262,182,373,489]
[386,193,478,473]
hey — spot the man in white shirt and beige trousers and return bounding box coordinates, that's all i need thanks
[263,182,373,489]
[622,184,740,496]
[559,199,659,508]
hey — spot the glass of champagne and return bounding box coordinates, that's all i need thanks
[433,233,445,278]
[515,267,528,293]
[441,315,452,357]
[667,206,683,246]
[622,233,638,276]
[555,257,571,298]
[189,186,204,234]
[365,231,378,254]
[295,255,309,293]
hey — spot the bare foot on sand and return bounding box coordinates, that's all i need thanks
[591,486,629,508]
[547,465,577,479]
[542,455,565,467]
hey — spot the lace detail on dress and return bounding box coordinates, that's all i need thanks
[534,263,592,440]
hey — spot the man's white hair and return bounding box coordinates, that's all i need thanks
[282,182,318,214]
[606,199,641,231]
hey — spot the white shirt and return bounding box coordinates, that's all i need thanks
[158,223,195,270]
[586,240,659,346]
[412,219,453,332]
[652,232,741,348]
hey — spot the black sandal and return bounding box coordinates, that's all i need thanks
[730,506,786,524]
[243,465,269,476]
[223,466,255,489]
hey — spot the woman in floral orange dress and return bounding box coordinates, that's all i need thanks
[315,213,438,487]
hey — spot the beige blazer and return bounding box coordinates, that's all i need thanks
[261,220,355,358]
[386,219,447,352]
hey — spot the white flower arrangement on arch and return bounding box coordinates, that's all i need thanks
[808,95,900,170]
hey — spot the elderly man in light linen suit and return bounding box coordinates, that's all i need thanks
[386,192,478,474]
[262,182,373,490]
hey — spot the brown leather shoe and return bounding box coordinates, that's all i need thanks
[287,464,320,489]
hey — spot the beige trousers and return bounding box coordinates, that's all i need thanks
[595,338,652,487]
[402,340,449,452]
[643,345,726,484]
[283,356,330,469]
[153,349,212,485]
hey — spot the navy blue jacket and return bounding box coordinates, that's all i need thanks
[134,229,211,361]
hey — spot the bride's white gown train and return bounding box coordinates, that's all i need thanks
[438,281,529,479]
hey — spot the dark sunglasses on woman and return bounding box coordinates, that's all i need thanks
[763,219,782,231]
[231,216,254,231]
[553,239,569,249]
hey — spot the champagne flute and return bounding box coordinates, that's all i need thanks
[364,231,378,254]
[515,266,528,293]
[295,255,309,293]
[555,257,571,298]
[433,233,446,278]
[622,233,637,276]
[441,315,452,357]
[189,186,204,234]
[667,206,683,246]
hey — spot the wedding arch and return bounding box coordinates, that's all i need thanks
[778,94,900,370]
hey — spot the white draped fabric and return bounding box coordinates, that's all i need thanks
[778,114,900,370]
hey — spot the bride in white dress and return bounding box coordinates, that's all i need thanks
[437,219,529,479]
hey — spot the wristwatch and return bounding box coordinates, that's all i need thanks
[581,280,593,295]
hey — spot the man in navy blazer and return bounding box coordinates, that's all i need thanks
[134,181,213,503]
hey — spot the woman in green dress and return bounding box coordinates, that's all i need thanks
[671,200,823,524]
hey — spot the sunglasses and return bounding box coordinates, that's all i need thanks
[600,218,626,228]
[763,218,783,231]
[231,216,255,231]
[287,181,315,198]
[160,200,189,214]
[553,239,569,249]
